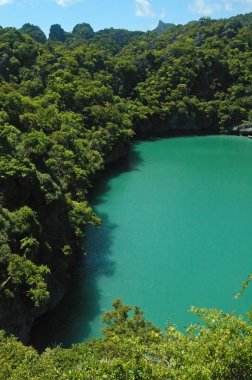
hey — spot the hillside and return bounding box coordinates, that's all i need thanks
[0,13,251,344]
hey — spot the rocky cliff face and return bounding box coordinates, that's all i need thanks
[0,276,66,343]
[153,20,175,33]
[135,115,218,136]
[0,141,131,344]
[232,122,252,136]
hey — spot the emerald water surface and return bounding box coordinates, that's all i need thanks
[31,136,252,348]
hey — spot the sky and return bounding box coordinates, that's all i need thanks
[0,0,251,35]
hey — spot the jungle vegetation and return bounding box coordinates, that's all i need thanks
[0,12,252,378]
[2,299,252,379]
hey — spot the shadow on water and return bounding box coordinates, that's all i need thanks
[29,144,145,350]
[90,142,145,207]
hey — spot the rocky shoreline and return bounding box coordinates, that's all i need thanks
[231,122,252,137]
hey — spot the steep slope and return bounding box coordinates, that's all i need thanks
[0,13,251,341]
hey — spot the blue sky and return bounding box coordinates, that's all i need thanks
[0,0,251,34]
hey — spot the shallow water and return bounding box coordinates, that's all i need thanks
[31,136,252,349]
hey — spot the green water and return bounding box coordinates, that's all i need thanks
[31,136,252,348]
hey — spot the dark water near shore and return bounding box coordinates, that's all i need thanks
[31,136,252,349]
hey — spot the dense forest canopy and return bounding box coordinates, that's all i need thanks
[2,299,252,379]
[0,12,252,377]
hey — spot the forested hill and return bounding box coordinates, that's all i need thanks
[0,13,251,342]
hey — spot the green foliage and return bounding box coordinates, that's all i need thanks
[0,302,252,378]
[7,254,50,307]
[20,237,39,258]
[20,23,46,44]
[234,274,252,299]
[0,13,251,344]
[5,206,40,238]
[67,196,101,237]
